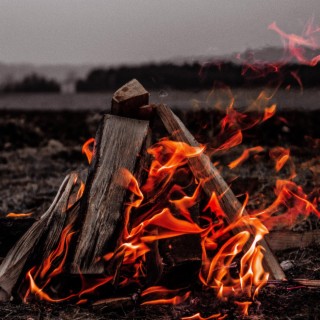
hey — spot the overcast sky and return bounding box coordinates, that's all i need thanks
[0,0,319,65]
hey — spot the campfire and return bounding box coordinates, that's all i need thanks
[0,77,319,319]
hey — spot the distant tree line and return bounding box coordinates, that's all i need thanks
[0,73,60,93]
[1,62,320,94]
[76,62,320,92]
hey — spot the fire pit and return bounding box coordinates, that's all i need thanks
[0,76,319,319]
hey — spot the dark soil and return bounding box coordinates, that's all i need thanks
[0,109,319,319]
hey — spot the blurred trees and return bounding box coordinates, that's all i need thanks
[0,74,60,93]
[76,62,320,92]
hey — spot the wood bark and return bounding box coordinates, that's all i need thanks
[156,104,285,280]
[72,115,149,274]
[0,173,77,301]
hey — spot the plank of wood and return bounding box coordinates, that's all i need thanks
[266,230,320,251]
[156,104,285,280]
[72,115,149,274]
[0,173,76,301]
[111,79,150,119]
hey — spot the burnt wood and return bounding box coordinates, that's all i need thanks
[72,115,149,274]
[156,104,285,280]
[0,173,76,301]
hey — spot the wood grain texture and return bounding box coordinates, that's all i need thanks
[266,230,320,251]
[156,104,285,280]
[0,173,76,301]
[111,79,150,119]
[72,115,149,274]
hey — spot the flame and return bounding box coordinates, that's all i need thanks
[6,212,33,218]
[228,146,264,169]
[20,20,320,317]
[235,301,252,316]
[25,223,113,303]
[269,147,296,179]
[257,179,320,230]
[269,19,320,66]
[82,138,95,164]
[181,313,227,320]
[269,147,290,172]
[141,286,191,305]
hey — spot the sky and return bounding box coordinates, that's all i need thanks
[0,0,319,65]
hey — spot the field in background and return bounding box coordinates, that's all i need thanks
[0,88,319,111]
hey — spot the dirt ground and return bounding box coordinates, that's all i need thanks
[0,109,319,319]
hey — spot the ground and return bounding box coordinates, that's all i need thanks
[0,109,319,319]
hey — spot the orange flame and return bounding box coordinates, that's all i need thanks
[141,286,191,305]
[269,147,290,172]
[228,146,264,169]
[82,138,95,164]
[235,301,252,316]
[6,212,33,218]
[182,313,227,320]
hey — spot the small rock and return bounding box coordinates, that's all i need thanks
[282,126,290,133]
[280,260,294,271]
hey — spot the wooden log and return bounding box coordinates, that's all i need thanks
[111,79,150,119]
[266,230,320,251]
[293,279,320,288]
[72,115,149,274]
[92,296,133,311]
[156,104,285,280]
[0,173,76,301]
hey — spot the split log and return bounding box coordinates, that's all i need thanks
[108,79,162,283]
[72,115,150,274]
[156,104,285,280]
[111,79,150,119]
[0,173,77,301]
[266,230,320,251]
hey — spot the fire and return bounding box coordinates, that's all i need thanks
[228,146,264,169]
[6,212,33,218]
[269,146,290,172]
[234,301,252,316]
[18,18,320,319]
[82,137,95,164]
[181,313,227,320]
[268,19,320,66]
[141,286,191,305]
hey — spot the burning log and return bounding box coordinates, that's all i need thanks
[71,115,150,274]
[156,104,286,280]
[0,173,77,301]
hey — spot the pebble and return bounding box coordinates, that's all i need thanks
[280,260,294,271]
